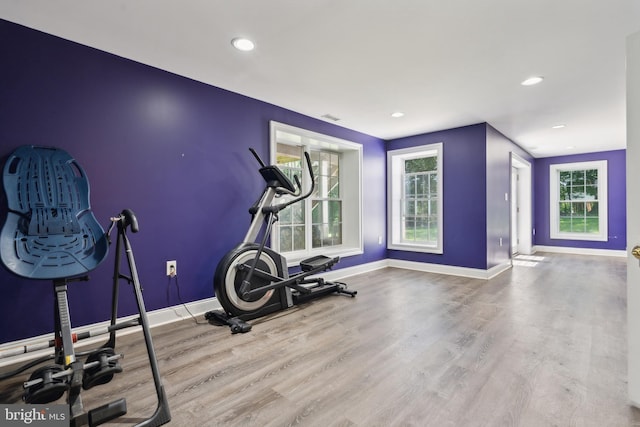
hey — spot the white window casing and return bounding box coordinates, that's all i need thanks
[387,143,443,253]
[270,121,363,265]
[549,160,608,241]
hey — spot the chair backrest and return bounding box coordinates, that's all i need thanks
[1,146,108,279]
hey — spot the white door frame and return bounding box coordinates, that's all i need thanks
[511,166,519,254]
[510,152,533,255]
[627,29,640,407]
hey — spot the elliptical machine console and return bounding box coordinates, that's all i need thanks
[206,148,356,332]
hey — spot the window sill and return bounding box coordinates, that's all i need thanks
[550,233,608,242]
[387,243,443,254]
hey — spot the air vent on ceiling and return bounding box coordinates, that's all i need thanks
[321,113,341,122]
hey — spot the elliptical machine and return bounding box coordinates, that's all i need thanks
[205,148,356,333]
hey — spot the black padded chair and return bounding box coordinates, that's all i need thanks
[0,146,170,426]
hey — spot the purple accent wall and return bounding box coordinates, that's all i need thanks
[386,124,489,269]
[0,20,386,343]
[386,123,534,270]
[534,150,626,250]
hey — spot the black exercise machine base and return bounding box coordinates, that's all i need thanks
[206,280,356,334]
[204,311,252,334]
[292,280,357,304]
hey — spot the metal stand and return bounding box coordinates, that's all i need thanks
[18,211,172,427]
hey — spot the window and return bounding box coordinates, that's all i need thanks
[270,121,363,264]
[549,160,608,241]
[387,143,443,253]
[311,150,342,249]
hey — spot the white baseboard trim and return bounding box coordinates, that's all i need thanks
[0,264,388,367]
[0,260,387,367]
[387,259,512,280]
[151,297,220,326]
[533,245,627,258]
[486,261,514,279]
[320,259,389,281]
[0,297,223,368]
[0,257,516,366]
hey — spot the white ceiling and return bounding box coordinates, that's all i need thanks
[2,0,640,158]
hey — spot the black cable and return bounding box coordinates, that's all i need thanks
[167,275,206,325]
[0,354,55,380]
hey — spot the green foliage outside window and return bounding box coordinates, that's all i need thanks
[403,156,438,244]
[558,168,599,234]
[276,145,342,252]
[311,150,341,249]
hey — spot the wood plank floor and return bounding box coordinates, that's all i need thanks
[2,252,640,426]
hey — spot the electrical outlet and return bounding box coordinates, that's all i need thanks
[166,260,177,277]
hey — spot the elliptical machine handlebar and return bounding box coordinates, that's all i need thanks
[271,151,314,212]
[249,147,267,168]
[249,148,315,214]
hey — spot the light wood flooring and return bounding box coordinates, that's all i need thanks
[2,252,640,426]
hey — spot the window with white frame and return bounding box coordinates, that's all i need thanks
[387,143,443,253]
[549,160,608,241]
[270,121,363,264]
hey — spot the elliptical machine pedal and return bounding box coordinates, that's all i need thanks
[299,255,338,272]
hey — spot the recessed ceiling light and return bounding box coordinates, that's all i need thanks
[391,112,404,118]
[566,145,575,149]
[521,76,544,86]
[552,124,566,129]
[231,37,255,51]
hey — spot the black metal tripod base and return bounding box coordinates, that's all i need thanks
[69,398,127,427]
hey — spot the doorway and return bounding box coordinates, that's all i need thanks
[510,153,532,255]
